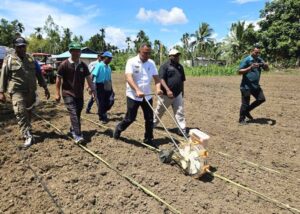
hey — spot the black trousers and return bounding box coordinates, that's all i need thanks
[239,87,266,119]
[86,96,95,112]
[95,83,113,120]
[63,96,84,135]
[116,97,154,140]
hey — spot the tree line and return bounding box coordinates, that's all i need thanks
[0,0,298,67]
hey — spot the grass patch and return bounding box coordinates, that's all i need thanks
[184,65,238,76]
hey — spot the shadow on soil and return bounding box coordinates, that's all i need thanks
[248,118,276,126]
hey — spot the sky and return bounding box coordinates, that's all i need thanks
[0,0,269,50]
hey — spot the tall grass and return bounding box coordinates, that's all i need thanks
[113,63,239,76]
[184,65,238,76]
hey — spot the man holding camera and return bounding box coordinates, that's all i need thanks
[238,46,269,124]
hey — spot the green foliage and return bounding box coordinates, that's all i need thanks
[192,22,214,56]
[60,28,72,52]
[259,0,300,67]
[0,19,25,47]
[184,65,238,76]
[27,35,51,53]
[133,30,151,52]
[110,52,132,72]
[1,1,298,68]
[225,21,259,63]
[84,29,106,52]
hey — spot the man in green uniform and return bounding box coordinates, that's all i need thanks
[0,37,50,147]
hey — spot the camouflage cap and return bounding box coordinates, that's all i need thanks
[68,42,81,51]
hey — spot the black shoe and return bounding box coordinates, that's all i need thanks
[238,118,248,125]
[245,112,253,120]
[143,138,158,148]
[113,128,121,139]
[177,129,188,137]
[100,118,109,124]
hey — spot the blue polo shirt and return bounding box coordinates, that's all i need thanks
[92,61,111,83]
[239,55,265,90]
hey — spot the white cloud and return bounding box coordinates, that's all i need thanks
[0,0,100,40]
[168,41,183,50]
[244,19,260,31]
[136,7,188,25]
[232,0,261,4]
[160,28,178,33]
[105,27,138,50]
[211,33,218,39]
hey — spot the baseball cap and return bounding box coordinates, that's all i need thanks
[14,37,27,47]
[102,51,113,58]
[68,42,81,51]
[168,49,180,56]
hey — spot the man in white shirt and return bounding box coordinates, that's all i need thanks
[113,43,162,148]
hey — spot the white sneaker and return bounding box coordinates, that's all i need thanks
[74,134,84,144]
[69,128,76,139]
[24,131,34,147]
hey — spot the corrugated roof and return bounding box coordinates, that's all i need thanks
[52,51,98,59]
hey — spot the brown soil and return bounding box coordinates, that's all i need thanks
[0,73,299,214]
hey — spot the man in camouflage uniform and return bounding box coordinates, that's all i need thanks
[0,37,50,147]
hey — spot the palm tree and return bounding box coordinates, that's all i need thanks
[34,27,43,40]
[226,21,253,61]
[100,28,105,38]
[134,30,150,52]
[125,37,131,52]
[181,33,190,50]
[17,22,25,33]
[99,28,106,50]
[180,33,192,60]
[191,22,214,56]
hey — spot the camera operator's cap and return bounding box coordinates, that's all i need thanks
[68,42,81,51]
[168,49,180,56]
[101,51,113,58]
[14,37,27,47]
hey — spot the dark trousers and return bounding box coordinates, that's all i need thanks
[96,83,113,120]
[116,97,154,140]
[86,96,95,112]
[86,83,96,112]
[63,96,84,135]
[239,87,266,119]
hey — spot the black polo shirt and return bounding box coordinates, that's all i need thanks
[57,58,90,98]
[159,60,186,97]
